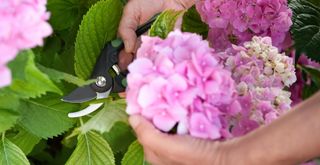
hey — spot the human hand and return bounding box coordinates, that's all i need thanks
[118,0,195,53]
[128,115,249,165]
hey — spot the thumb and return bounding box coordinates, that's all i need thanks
[129,115,186,153]
[129,115,167,147]
[129,115,157,136]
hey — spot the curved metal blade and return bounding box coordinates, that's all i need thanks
[67,90,111,118]
[61,85,97,103]
[68,103,104,118]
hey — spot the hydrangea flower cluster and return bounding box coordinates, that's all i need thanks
[126,30,236,139]
[0,0,52,87]
[196,0,292,51]
[220,36,296,136]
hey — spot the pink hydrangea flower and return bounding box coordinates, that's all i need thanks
[126,30,237,139]
[0,0,52,87]
[196,0,292,51]
[219,36,296,136]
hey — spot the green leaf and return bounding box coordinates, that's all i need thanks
[8,50,62,98]
[47,0,81,30]
[66,131,115,165]
[182,6,209,38]
[149,10,184,38]
[299,64,320,99]
[74,0,123,79]
[47,0,99,30]
[299,65,320,86]
[308,0,320,7]
[103,122,135,154]
[289,0,320,62]
[0,110,19,134]
[18,94,78,139]
[81,100,128,133]
[302,82,319,99]
[53,47,77,74]
[9,128,41,155]
[121,141,144,165]
[37,64,88,86]
[0,138,29,165]
[34,36,62,65]
[44,0,108,75]
[0,95,20,133]
[120,0,128,5]
[62,128,81,148]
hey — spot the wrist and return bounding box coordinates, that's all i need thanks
[222,137,252,165]
[230,131,294,165]
[202,138,249,165]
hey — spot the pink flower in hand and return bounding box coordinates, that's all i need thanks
[126,30,236,139]
[0,0,52,88]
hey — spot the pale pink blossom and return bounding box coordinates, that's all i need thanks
[0,0,52,87]
[126,30,236,139]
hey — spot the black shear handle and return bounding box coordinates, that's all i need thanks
[135,14,159,36]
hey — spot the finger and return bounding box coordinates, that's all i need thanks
[129,115,160,141]
[118,1,140,53]
[131,37,142,59]
[143,148,163,165]
[129,116,181,154]
[118,50,133,71]
[118,92,126,98]
[144,147,181,165]
[134,37,142,53]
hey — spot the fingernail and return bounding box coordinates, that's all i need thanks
[129,116,141,128]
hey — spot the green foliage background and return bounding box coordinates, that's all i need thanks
[0,0,319,164]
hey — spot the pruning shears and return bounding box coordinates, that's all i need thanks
[61,16,158,118]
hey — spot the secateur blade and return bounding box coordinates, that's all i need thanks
[68,89,111,118]
[61,84,97,103]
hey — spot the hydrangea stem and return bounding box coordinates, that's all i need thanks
[2,131,5,142]
[79,118,84,126]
